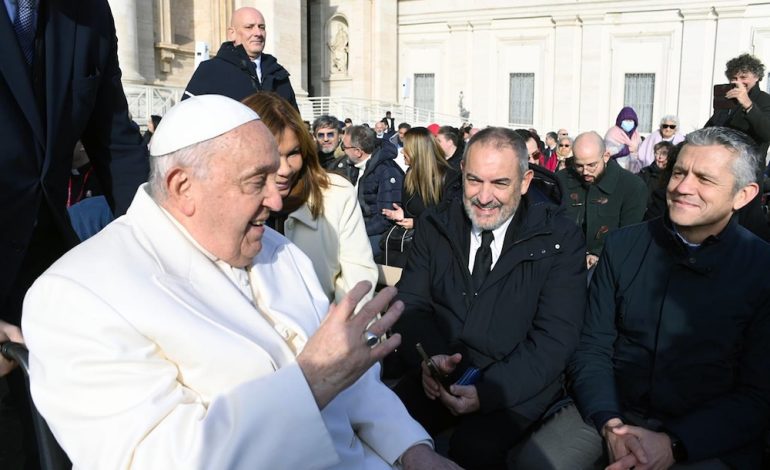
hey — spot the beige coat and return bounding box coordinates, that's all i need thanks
[285,173,378,306]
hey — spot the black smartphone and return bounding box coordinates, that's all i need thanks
[713,83,736,111]
[416,343,452,389]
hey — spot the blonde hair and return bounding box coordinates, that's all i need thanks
[403,127,450,206]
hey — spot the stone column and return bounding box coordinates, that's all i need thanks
[551,15,582,134]
[446,21,473,121]
[577,13,607,133]
[107,0,143,83]
[678,8,718,131]
[371,0,398,103]
[468,20,493,125]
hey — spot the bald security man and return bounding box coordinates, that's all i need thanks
[183,7,298,109]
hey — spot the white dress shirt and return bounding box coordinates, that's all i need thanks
[252,55,263,82]
[468,215,514,273]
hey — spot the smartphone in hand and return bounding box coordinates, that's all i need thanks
[713,83,736,111]
[416,343,453,389]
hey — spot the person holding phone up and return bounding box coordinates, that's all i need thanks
[705,53,770,241]
[706,54,770,159]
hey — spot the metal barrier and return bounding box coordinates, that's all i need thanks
[123,84,185,126]
[120,84,471,129]
[297,96,472,128]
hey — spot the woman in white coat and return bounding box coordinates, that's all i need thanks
[242,92,378,306]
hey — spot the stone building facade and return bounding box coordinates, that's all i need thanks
[110,0,770,134]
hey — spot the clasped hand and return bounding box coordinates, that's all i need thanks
[603,419,675,470]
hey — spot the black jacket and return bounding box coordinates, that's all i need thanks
[557,159,648,256]
[401,167,462,223]
[0,0,149,323]
[569,216,770,468]
[183,42,298,109]
[705,84,770,168]
[637,162,663,196]
[393,192,587,419]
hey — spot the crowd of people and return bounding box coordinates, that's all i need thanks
[2,2,770,470]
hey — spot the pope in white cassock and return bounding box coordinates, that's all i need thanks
[21,95,462,469]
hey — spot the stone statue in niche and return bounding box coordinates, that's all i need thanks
[458,91,470,119]
[328,22,349,74]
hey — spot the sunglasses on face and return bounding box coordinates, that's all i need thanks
[340,142,360,152]
[559,144,571,148]
[660,124,676,130]
[316,132,337,140]
[530,150,542,160]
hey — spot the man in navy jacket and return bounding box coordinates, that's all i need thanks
[526,127,770,469]
[183,7,298,110]
[1,0,148,327]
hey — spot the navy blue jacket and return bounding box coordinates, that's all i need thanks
[0,0,149,322]
[184,42,297,109]
[330,142,404,237]
[569,216,770,468]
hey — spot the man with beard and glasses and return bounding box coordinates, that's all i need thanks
[388,127,587,469]
[556,132,647,270]
[312,114,343,168]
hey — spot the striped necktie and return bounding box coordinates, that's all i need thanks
[13,0,37,66]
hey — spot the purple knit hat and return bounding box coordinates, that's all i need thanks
[615,106,638,129]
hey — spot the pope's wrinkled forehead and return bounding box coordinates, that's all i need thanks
[149,94,260,157]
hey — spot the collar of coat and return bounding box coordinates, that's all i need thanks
[215,41,286,77]
[425,193,558,265]
[361,141,399,178]
[649,213,742,275]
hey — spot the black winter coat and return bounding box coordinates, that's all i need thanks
[183,42,298,109]
[557,159,648,256]
[705,85,770,241]
[393,194,587,419]
[569,216,770,468]
[705,84,770,167]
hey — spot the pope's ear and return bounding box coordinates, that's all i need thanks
[165,168,195,216]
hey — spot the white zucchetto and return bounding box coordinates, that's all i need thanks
[149,95,260,157]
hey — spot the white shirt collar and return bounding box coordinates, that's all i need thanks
[159,206,254,301]
[469,214,514,271]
